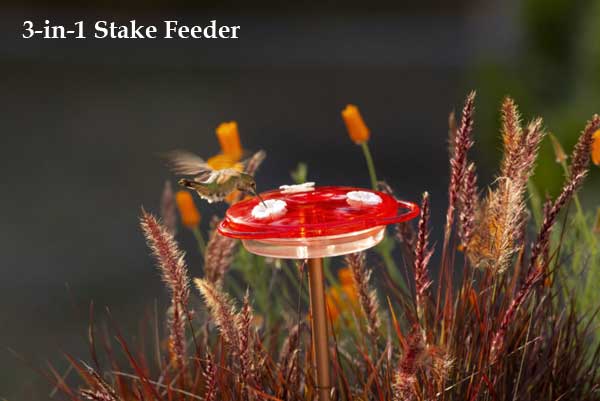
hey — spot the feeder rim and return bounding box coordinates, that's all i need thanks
[218,186,420,240]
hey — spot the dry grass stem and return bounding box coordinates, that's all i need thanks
[458,163,478,249]
[346,252,381,347]
[140,210,190,370]
[195,278,240,350]
[392,326,425,401]
[490,170,588,361]
[79,364,119,401]
[160,180,177,235]
[239,290,254,399]
[569,114,600,179]
[204,225,237,284]
[445,91,476,242]
[414,192,433,323]
[467,178,524,273]
[467,100,544,273]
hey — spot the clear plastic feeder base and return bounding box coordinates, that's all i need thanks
[241,226,385,259]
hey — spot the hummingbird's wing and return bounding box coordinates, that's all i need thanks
[165,150,214,181]
[240,150,266,174]
[213,169,242,184]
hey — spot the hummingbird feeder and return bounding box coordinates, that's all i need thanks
[218,185,419,401]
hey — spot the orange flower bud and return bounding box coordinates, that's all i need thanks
[175,191,201,228]
[207,153,244,171]
[216,121,243,161]
[341,104,370,144]
[592,129,600,166]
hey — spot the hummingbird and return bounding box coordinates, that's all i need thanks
[166,150,267,205]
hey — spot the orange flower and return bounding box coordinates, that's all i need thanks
[326,287,343,321]
[326,269,359,323]
[338,267,353,286]
[341,104,370,144]
[175,191,201,228]
[337,268,358,302]
[216,121,243,161]
[592,129,600,166]
[341,283,358,304]
[206,153,244,172]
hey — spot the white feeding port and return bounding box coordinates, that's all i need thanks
[346,191,382,207]
[251,199,288,219]
[279,182,315,194]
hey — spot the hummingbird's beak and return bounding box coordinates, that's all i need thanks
[252,189,268,207]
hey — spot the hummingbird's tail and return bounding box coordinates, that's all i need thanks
[177,179,222,203]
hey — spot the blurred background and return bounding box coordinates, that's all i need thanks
[1,0,599,398]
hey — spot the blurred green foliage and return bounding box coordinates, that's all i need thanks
[473,0,600,199]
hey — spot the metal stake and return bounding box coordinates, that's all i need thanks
[307,258,332,401]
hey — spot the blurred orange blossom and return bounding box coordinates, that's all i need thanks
[341,105,370,144]
[326,267,359,322]
[175,190,201,228]
[592,129,600,166]
[216,121,243,161]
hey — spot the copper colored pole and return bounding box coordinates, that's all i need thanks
[307,258,332,401]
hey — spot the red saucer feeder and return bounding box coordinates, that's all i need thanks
[218,185,419,401]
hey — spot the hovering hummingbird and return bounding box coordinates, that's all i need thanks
[166,150,267,205]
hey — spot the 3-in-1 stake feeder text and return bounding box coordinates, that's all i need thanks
[22,20,240,39]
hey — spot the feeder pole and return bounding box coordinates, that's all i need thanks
[307,257,332,401]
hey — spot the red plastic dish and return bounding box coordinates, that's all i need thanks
[219,186,418,239]
[218,186,419,258]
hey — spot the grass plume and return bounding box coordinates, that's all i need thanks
[569,114,600,179]
[346,252,381,348]
[414,191,433,323]
[204,223,237,284]
[140,209,190,370]
[444,91,476,245]
[195,278,240,349]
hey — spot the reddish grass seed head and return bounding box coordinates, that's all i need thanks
[140,210,191,370]
[570,114,600,179]
[414,192,433,320]
[445,91,476,237]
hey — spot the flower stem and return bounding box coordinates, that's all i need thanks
[361,142,378,190]
[375,236,408,292]
[281,260,310,304]
[191,226,206,256]
[323,257,337,286]
[359,141,408,292]
[527,180,543,228]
